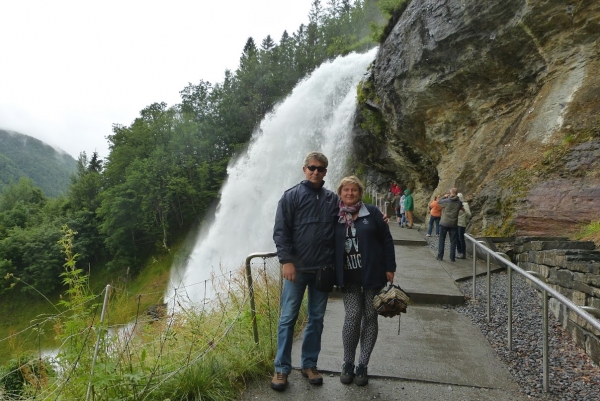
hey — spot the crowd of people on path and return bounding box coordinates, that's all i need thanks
[391,186,414,229]
[270,151,470,392]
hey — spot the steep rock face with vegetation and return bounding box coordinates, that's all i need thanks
[358,0,599,236]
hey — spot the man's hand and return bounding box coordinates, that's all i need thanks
[382,213,389,224]
[386,272,394,283]
[282,263,296,282]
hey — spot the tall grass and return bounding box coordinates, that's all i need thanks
[0,228,308,400]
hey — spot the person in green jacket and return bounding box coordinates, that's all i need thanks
[403,189,414,229]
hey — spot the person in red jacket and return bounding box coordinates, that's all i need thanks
[389,182,400,197]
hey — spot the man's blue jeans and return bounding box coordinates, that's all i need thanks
[438,225,458,261]
[274,271,329,375]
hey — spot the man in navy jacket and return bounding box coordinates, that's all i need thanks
[271,151,338,391]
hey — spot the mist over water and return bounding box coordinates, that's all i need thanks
[168,48,377,305]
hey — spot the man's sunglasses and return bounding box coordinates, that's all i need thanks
[305,165,327,173]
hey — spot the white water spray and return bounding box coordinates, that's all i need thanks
[168,48,377,305]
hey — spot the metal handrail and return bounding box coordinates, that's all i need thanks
[465,233,600,392]
[245,252,278,345]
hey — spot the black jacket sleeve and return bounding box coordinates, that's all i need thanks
[273,192,295,264]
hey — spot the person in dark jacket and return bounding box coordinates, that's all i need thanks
[271,152,338,391]
[436,188,463,262]
[334,176,396,386]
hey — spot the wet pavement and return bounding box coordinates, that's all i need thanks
[240,223,527,400]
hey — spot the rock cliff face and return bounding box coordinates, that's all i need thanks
[357,0,600,237]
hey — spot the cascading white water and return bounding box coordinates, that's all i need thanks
[168,48,378,305]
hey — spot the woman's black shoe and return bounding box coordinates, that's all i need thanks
[340,362,354,384]
[354,364,368,386]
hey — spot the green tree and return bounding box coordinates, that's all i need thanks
[66,151,106,264]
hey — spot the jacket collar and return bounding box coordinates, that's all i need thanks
[301,179,325,191]
[357,203,370,217]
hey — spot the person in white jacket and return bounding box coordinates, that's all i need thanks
[455,193,472,259]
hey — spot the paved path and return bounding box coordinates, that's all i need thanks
[240,223,526,400]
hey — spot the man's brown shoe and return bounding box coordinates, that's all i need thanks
[301,366,323,385]
[270,372,288,391]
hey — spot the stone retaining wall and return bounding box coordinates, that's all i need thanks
[514,237,600,365]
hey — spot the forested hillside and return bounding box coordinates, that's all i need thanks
[0,129,77,197]
[0,0,387,298]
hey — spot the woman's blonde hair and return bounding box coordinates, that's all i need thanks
[337,176,364,197]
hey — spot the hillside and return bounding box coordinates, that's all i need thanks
[0,129,77,198]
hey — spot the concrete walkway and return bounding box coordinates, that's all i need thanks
[240,223,526,400]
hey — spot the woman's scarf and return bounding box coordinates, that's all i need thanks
[338,200,363,229]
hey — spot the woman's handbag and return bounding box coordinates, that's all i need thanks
[373,284,410,334]
[315,265,335,293]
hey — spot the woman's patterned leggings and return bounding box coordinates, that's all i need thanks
[342,284,380,366]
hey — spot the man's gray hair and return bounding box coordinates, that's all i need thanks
[304,151,329,167]
[450,187,458,196]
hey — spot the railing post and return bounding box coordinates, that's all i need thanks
[527,270,549,392]
[508,265,513,351]
[543,287,549,392]
[497,252,512,351]
[473,240,487,300]
[245,255,260,346]
[472,241,477,300]
[86,284,111,401]
[486,252,491,323]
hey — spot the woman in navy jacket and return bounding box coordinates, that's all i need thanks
[334,176,396,386]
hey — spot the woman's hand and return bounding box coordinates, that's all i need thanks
[382,213,389,224]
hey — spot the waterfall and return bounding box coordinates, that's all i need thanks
[168,48,378,305]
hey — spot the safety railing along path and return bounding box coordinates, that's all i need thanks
[465,233,600,392]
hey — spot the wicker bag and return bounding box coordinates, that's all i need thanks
[373,284,410,317]
[373,284,410,334]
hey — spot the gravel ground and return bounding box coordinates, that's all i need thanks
[423,232,600,400]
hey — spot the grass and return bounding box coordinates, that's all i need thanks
[0,289,62,364]
[0,248,173,366]
[1,231,307,400]
[574,220,600,247]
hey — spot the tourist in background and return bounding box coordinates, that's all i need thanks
[399,192,406,227]
[391,194,401,225]
[334,176,396,387]
[427,195,442,237]
[436,188,463,262]
[403,189,414,229]
[455,193,471,259]
[389,181,400,198]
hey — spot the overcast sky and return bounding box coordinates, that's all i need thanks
[0,0,315,159]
